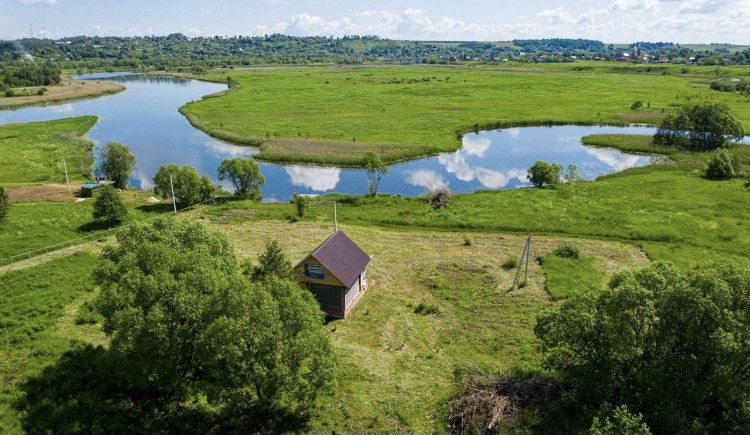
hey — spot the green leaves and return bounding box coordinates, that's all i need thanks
[654,104,744,151]
[90,218,333,431]
[91,185,127,224]
[218,157,265,200]
[98,142,136,189]
[153,164,214,207]
[536,261,750,433]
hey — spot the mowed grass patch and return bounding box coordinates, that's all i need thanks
[202,218,646,432]
[541,254,605,300]
[182,64,750,164]
[0,253,99,434]
[0,116,97,186]
[0,191,171,260]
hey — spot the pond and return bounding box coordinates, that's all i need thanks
[0,73,660,202]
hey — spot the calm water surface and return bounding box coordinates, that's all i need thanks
[0,73,661,202]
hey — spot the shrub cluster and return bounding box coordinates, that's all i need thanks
[705,149,736,180]
[552,243,580,259]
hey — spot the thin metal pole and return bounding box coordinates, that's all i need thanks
[334,201,338,232]
[169,175,177,214]
[63,159,71,194]
[524,235,531,284]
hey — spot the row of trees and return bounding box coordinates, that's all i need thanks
[0,61,60,92]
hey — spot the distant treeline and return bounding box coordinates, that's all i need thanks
[0,34,748,70]
[0,61,60,91]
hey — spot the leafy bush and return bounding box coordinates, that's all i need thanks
[0,186,8,224]
[98,142,136,189]
[630,101,643,111]
[536,261,750,434]
[249,239,293,281]
[293,194,306,218]
[705,149,736,180]
[218,157,265,200]
[528,161,562,188]
[413,302,440,315]
[153,164,213,207]
[591,405,651,435]
[428,187,451,210]
[502,256,518,270]
[654,104,744,151]
[92,186,127,225]
[552,243,580,259]
[463,235,473,246]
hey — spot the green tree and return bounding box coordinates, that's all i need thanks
[528,160,562,188]
[92,186,127,225]
[654,103,744,151]
[89,218,333,431]
[98,142,136,189]
[363,151,388,196]
[218,157,265,200]
[705,148,736,180]
[590,405,651,435]
[153,164,213,207]
[0,186,8,224]
[250,239,294,281]
[535,261,750,434]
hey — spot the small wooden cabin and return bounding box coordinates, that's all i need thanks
[294,231,371,318]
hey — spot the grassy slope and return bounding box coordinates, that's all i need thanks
[542,254,605,300]
[0,116,97,186]
[204,219,646,432]
[0,253,102,434]
[181,63,750,165]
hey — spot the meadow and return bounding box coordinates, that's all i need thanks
[0,116,97,186]
[181,63,750,165]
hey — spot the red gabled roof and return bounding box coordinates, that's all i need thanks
[302,230,371,287]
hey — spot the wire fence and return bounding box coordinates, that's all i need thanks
[0,196,216,268]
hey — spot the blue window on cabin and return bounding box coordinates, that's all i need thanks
[304,264,325,280]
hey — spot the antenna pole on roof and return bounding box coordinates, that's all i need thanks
[334,201,338,232]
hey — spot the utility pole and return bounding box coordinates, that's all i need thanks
[169,175,177,214]
[334,201,338,232]
[62,159,71,194]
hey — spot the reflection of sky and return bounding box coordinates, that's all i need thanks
[0,75,706,201]
[285,165,341,191]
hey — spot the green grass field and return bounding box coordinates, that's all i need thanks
[181,63,750,165]
[541,254,605,300]
[0,253,101,434]
[0,117,97,186]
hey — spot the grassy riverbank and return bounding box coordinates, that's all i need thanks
[0,76,124,110]
[181,63,750,165]
[0,116,97,186]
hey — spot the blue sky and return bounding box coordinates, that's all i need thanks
[2,0,749,43]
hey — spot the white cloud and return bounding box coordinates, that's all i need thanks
[461,136,491,157]
[438,153,475,181]
[474,167,528,189]
[405,169,447,191]
[285,165,341,191]
[19,0,55,4]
